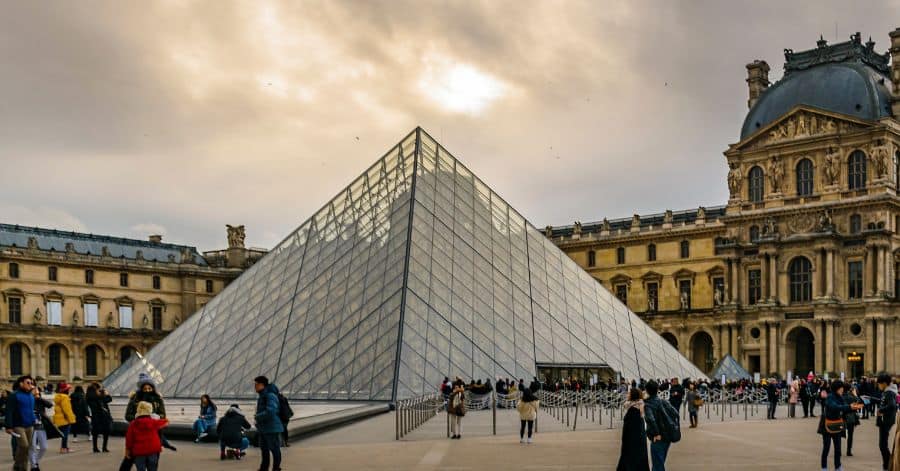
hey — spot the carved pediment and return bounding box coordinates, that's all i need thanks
[705,266,725,279]
[734,106,873,151]
[640,270,663,281]
[609,273,632,285]
[671,268,696,286]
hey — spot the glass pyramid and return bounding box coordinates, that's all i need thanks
[104,128,704,401]
[710,354,751,381]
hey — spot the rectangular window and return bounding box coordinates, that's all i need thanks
[646,282,658,312]
[85,269,94,284]
[647,245,657,262]
[615,284,628,305]
[84,303,98,327]
[85,348,97,376]
[119,273,129,287]
[205,279,214,293]
[48,266,57,281]
[8,263,19,279]
[748,269,762,305]
[9,344,22,376]
[678,280,692,310]
[152,306,163,331]
[680,241,690,259]
[152,275,161,290]
[848,261,864,299]
[8,298,21,324]
[616,247,625,264]
[118,305,133,329]
[46,301,62,326]
[48,346,61,376]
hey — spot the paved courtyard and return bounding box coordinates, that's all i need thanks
[1,405,889,470]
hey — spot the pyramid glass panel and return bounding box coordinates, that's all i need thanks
[104,128,704,401]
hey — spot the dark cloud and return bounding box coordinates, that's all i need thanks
[1,1,898,249]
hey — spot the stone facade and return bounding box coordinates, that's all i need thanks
[544,30,900,378]
[0,225,265,384]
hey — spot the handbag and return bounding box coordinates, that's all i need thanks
[824,417,845,434]
[693,398,704,407]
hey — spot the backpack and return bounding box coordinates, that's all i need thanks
[658,400,682,443]
[276,393,294,423]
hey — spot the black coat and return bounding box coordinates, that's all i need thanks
[86,389,113,434]
[70,391,91,434]
[617,406,650,471]
[217,408,251,449]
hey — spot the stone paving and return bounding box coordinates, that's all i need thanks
[1,404,889,470]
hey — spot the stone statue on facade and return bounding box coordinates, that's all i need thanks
[664,210,673,225]
[823,146,841,186]
[727,163,742,198]
[817,209,835,232]
[544,225,553,237]
[107,311,114,327]
[647,297,656,312]
[631,214,640,228]
[602,218,610,233]
[768,156,784,192]
[142,314,150,328]
[33,308,42,323]
[226,224,246,248]
[714,287,723,306]
[680,292,689,311]
[870,140,892,179]
[697,206,706,220]
[72,310,78,326]
[762,217,778,236]
[572,221,582,236]
[174,316,181,327]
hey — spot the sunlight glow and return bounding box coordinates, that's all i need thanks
[417,53,507,115]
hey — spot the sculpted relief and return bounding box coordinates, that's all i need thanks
[870,140,894,180]
[823,146,841,186]
[727,163,743,198]
[766,111,841,144]
[768,156,784,193]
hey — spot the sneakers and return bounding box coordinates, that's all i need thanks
[527,438,533,444]
[520,438,525,443]
[199,432,209,440]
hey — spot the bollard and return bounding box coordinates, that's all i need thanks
[573,395,579,431]
[446,407,450,438]
[396,403,401,440]
[492,391,497,436]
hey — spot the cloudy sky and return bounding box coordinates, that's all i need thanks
[2,1,898,251]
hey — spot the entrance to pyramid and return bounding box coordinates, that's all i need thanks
[536,363,616,388]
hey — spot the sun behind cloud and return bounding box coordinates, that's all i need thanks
[417,51,508,115]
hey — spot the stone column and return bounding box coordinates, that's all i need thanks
[816,321,825,374]
[760,323,769,374]
[868,245,879,296]
[730,325,739,359]
[877,246,886,295]
[866,319,876,374]
[826,249,835,298]
[769,322,778,375]
[770,255,779,303]
[826,321,835,372]
[720,324,729,358]
[816,249,826,298]
[69,347,77,381]
[877,319,886,373]
[760,254,769,301]
[726,259,734,304]
[715,325,723,361]
[731,258,741,304]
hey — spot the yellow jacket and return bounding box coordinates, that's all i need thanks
[517,399,539,421]
[53,393,76,427]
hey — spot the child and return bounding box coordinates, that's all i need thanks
[125,401,169,471]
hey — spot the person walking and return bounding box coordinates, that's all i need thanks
[192,395,217,443]
[52,382,76,453]
[516,387,539,444]
[448,379,466,439]
[30,388,58,471]
[617,388,650,471]
[668,379,684,414]
[217,404,251,460]
[766,379,778,420]
[643,380,679,471]
[877,374,898,471]
[5,375,37,471]
[685,382,701,428]
[86,383,112,453]
[125,401,169,471]
[788,378,799,418]
[254,376,283,471]
[818,380,862,471]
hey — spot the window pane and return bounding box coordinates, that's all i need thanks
[85,303,99,327]
[47,301,62,326]
[8,298,21,324]
[119,306,133,329]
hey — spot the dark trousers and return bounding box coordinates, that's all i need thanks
[650,440,670,471]
[60,424,71,448]
[846,424,854,453]
[92,431,109,451]
[519,420,533,439]
[821,433,842,469]
[259,432,282,471]
[801,398,810,417]
[767,400,777,419]
[880,424,893,470]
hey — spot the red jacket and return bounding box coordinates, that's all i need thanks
[125,416,168,457]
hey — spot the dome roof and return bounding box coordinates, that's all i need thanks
[741,34,893,140]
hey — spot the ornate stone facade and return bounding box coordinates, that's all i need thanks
[0,225,265,384]
[544,30,900,378]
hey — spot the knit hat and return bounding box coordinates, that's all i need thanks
[57,382,72,394]
[136,372,157,391]
[136,401,153,418]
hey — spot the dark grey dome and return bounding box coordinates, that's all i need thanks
[741,61,892,140]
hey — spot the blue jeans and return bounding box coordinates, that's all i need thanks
[134,453,159,471]
[259,432,281,471]
[220,437,250,452]
[192,420,209,438]
[650,440,670,471]
[60,425,70,449]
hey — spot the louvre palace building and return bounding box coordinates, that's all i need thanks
[544,29,900,379]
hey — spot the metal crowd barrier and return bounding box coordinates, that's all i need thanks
[395,393,444,440]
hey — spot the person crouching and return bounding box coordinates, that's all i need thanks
[217,404,251,460]
[125,401,169,471]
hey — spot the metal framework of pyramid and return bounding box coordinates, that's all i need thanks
[710,354,750,381]
[103,128,704,401]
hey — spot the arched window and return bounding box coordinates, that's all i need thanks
[749,225,760,242]
[789,257,813,303]
[84,269,94,284]
[850,214,862,234]
[9,343,24,376]
[647,244,657,262]
[48,344,63,376]
[85,345,101,377]
[796,158,814,196]
[748,166,764,202]
[680,240,690,259]
[848,150,867,190]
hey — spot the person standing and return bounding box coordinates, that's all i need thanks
[788,378,799,418]
[766,379,778,420]
[877,374,897,471]
[448,379,466,439]
[617,388,650,471]
[668,379,684,414]
[125,401,169,471]
[5,375,37,471]
[818,380,862,471]
[643,380,679,471]
[192,395,217,443]
[800,379,811,418]
[69,386,90,444]
[516,387,539,444]
[86,383,112,453]
[30,388,57,471]
[254,376,283,471]
[685,382,701,428]
[844,384,862,457]
[52,382,76,453]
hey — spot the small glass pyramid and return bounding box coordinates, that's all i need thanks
[103,128,705,401]
[710,354,751,381]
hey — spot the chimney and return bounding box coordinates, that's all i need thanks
[148,235,163,244]
[890,27,900,116]
[746,60,770,109]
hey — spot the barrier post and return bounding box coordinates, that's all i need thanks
[396,403,401,440]
[573,394,579,431]
[492,391,497,436]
